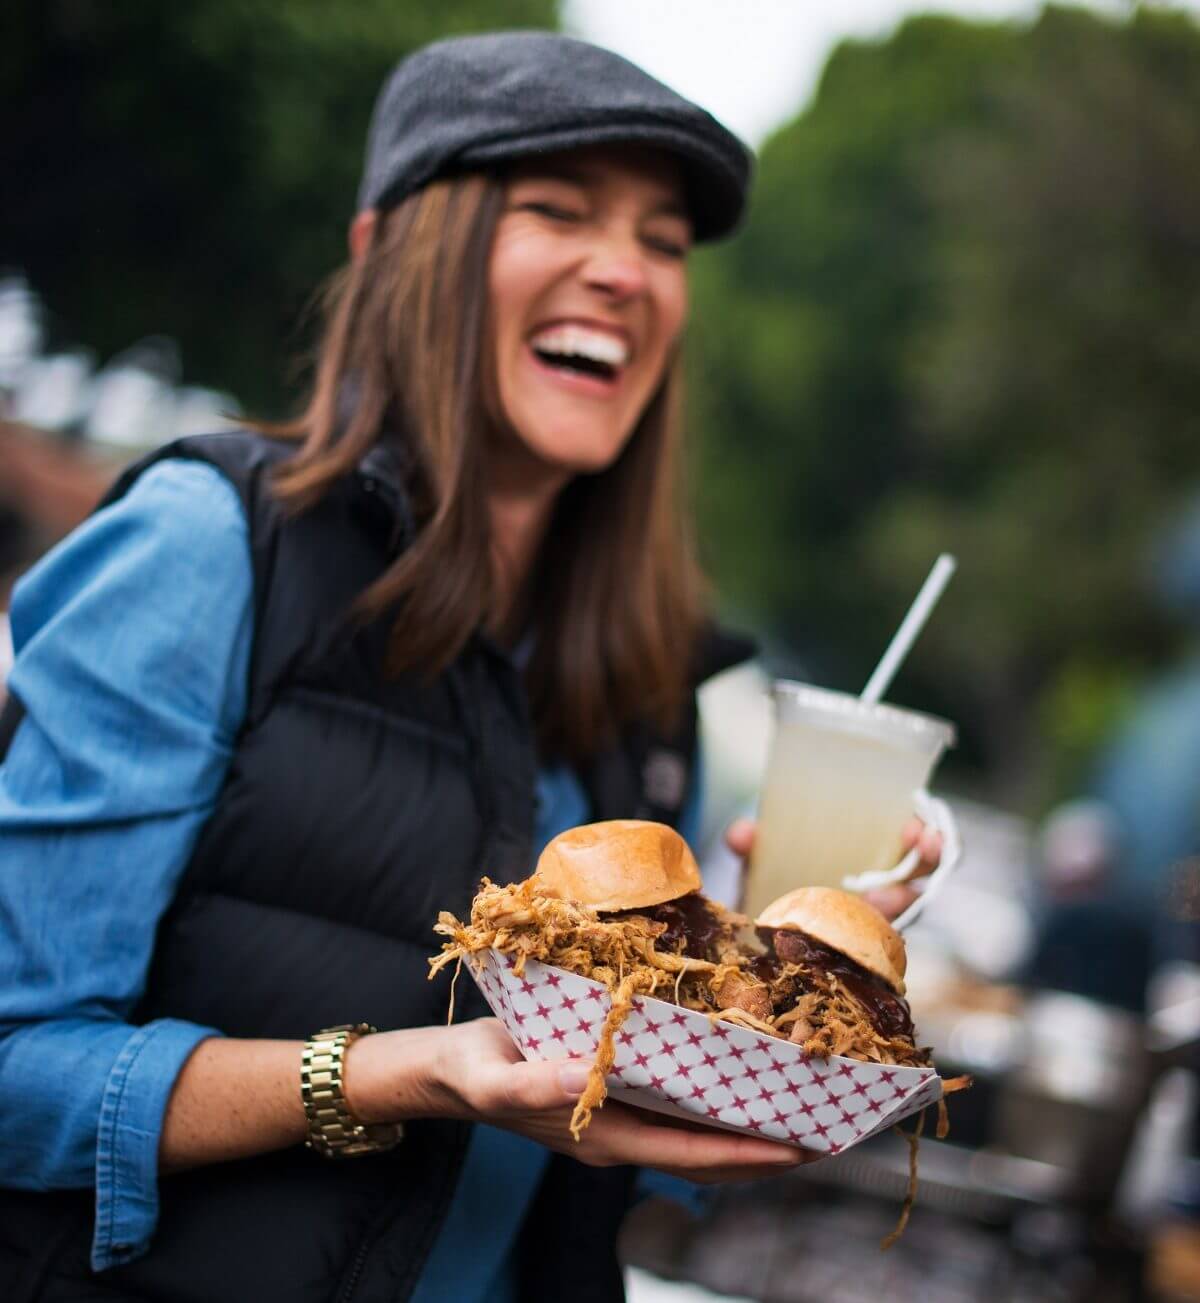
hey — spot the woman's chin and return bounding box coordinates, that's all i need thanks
[507,424,634,479]
[553,443,629,477]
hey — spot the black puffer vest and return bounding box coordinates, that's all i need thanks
[0,431,752,1303]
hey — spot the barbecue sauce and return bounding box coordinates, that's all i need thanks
[608,898,915,1044]
[753,926,914,1042]
[612,893,727,962]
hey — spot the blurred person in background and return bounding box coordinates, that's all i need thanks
[1090,498,1200,934]
[0,31,940,1303]
[1023,799,1153,1013]
[1024,498,1200,1019]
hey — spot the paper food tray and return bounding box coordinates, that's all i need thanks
[469,948,943,1155]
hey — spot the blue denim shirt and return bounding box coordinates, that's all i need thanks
[0,460,704,1290]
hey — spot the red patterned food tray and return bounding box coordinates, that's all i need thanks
[469,948,943,1154]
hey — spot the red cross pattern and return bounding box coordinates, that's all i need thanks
[468,950,941,1154]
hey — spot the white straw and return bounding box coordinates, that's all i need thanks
[861,553,957,705]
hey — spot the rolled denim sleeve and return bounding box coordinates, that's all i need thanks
[95,1018,222,1265]
[0,458,253,1270]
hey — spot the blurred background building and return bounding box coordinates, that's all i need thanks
[5,1,1200,1298]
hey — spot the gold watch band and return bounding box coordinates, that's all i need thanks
[301,1024,404,1159]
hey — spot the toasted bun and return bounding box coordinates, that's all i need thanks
[533,820,702,912]
[756,887,907,994]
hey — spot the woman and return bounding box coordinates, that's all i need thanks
[0,32,938,1303]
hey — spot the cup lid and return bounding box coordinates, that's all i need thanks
[772,680,956,754]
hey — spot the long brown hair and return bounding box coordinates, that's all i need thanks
[267,172,706,763]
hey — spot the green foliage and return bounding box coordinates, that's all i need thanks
[691,17,1022,680]
[2,0,555,412]
[691,7,1200,804]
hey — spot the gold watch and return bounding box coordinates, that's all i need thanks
[301,1024,404,1158]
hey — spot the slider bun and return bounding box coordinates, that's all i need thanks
[756,886,907,994]
[534,820,702,912]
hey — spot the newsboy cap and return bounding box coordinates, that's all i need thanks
[357,31,753,242]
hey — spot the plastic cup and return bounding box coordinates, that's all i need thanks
[745,682,956,917]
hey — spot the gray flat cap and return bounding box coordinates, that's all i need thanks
[358,31,753,242]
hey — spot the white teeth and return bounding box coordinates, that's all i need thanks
[530,324,629,368]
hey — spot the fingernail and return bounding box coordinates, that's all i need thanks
[558,1062,591,1095]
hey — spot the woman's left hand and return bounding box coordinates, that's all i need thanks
[723,816,943,924]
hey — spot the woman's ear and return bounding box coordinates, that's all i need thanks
[349,209,379,260]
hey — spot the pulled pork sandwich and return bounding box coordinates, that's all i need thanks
[536,819,746,968]
[740,886,924,1067]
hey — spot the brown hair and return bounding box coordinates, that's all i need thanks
[266,172,706,763]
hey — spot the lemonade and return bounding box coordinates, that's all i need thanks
[745,682,955,916]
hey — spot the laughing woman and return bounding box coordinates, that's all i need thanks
[0,33,786,1303]
[0,32,934,1303]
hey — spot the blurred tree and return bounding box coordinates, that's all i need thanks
[689,7,1200,805]
[2,0,555,413]
[907,5,1200,800]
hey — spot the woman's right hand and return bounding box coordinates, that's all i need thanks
[349,1018,818,1185]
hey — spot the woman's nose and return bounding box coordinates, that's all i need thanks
[581,233,650,302]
